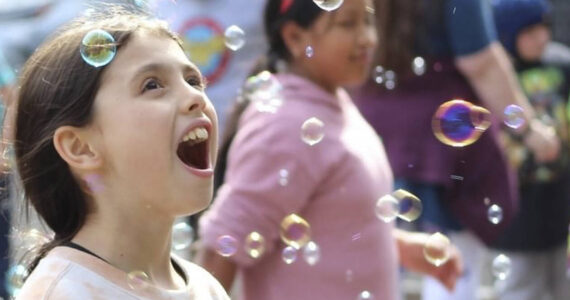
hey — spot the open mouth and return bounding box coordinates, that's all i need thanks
[176,126,209,170]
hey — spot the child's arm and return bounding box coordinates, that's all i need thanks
[393,229,463,292]
[196,247,238,293]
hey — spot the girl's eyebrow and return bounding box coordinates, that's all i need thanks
[130,62,202,83]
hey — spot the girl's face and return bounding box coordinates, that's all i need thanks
[87,31,218,217]
[296,0,377,91]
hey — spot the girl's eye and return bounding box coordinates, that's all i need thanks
[186,76,205,90]
[142,78,162,92]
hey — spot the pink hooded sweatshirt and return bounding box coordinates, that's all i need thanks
[200,73,399,300]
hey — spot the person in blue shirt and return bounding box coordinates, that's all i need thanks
[353,0,560,299]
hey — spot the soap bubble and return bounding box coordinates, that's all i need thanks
[432,99,491,147]
[80,29,116,67]
[391,189,422,222]
[313,0,344,11]
[224,25,245,51]
[487,204,503,225]
[375,194,399,223]
[215,235,238,257]
[301,117,325,146]
[503,104,525,129]
[280,214,311,249]
[245,231,266,259]
[423,232,451,267]
[302,241,321,266]
[492,254,512,280]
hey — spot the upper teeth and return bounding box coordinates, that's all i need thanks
[182,127,208,143]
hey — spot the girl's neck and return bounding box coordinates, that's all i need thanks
[71,201,185,290]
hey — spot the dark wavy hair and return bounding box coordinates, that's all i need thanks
[14,7,181,275]
[214,0,325,192]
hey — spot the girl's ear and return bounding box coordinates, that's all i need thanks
[53,126,103,172]
[281,21,310,59]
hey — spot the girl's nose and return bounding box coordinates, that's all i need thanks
[180,84,207,114]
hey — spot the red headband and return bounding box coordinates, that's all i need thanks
[280,0,294,14]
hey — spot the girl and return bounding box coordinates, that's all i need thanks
[197,0,461,299]
[12,8,228,300]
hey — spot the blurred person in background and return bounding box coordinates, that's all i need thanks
[351,0,560,299]
[491,0,570,299]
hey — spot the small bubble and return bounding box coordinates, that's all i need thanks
[357,290,374,300]
[215,235,238,257]
[423,232,451,267]
[279,169,289,186]
[301,117,325,146]
[487,204,503,225]
[391,189,422,222]
[492,254,512,280]
[80,29,116,68]
[224,25,246,51]
[282,246,298,264]
[302,241,321,266]
[412,56,426,76]
[484,197,491,206]
[372,65,384,84]
[305,46,314,58]
[280,214,311,249]
[503,105,525,129]
[375,194,399,223]
[127,271,150,290]
[313,0,344,11]
[171,221,193,251]
[245,231,266,259]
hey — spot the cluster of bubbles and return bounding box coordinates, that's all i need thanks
[492,254,512,280]
[503,104,525,129]
[432,99,491,147]
[243,71,283,113]
[313,0,344,11]
[375,189,422,223]
[80,29,117,68]
[372,66,397,90]
[423,232,452,267]
[224,25,246,51]
[280,240,321,266]
[171,220,193,251]
[301,117,325,146]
